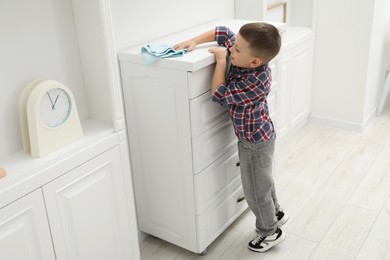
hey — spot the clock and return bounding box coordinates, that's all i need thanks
[20,79,83,157]
[39,87,72,128]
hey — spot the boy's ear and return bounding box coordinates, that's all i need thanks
[250,57,262,68]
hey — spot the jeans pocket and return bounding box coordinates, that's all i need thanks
[256,148,273,167]
[238,140,252,161]
[255,140,274,167]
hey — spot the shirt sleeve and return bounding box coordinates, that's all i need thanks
[215,26,236,49]
[212,70,272,107]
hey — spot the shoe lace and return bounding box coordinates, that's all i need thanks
[252,234,266,245]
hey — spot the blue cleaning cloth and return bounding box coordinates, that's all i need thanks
[141,44,188,65]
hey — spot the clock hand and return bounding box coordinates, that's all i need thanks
[47,92,55,108]
[53,95,59,109]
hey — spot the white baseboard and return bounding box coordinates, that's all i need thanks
[309,108,377,132]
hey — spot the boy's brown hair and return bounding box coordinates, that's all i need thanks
[239,22,281,64]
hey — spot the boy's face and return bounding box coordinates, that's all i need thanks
[229,34,261,68]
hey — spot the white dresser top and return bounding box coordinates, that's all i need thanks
[118,19,287,72]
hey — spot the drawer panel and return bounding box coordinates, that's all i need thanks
[190,91,228,137]
[188,64,214,99]
[194,147,240,214]
[192,120,236,174]
[196,184,247,252]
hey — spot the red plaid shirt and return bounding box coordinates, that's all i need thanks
[212,26,275,142]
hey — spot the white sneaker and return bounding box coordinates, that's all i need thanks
[248,227,286,253]
[276,210,289,226]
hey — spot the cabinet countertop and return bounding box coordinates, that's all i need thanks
[118,19,287,72]
[0,120,117,209]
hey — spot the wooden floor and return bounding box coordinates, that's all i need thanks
[139,104,390,260]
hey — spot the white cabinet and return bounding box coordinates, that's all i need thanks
[1,1,140,259]
[277,28,315,141]
[0,144,136,260]
[0,189,55,260]
[43,147,132,260]
[120,61,246,254]
[119,19,285,254]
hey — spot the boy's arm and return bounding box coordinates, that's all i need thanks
[173,29,215,51]
[209,47,227,93]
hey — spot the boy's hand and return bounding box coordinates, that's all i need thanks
[209,47,227,64]
[174,29,215,52]
[173,40,197,52]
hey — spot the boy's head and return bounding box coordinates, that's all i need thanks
[230,22,281,68]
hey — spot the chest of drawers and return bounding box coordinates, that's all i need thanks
[119,19,282,254]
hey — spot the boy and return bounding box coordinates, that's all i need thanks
[174,22,288,253]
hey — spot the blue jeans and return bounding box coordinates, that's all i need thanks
[238,138,280,236]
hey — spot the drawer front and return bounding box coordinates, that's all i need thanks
[196,184,247,252]
[188,64,214,99]
[190,91,228,138]
[194,147,241,214]
[192,120,237,174]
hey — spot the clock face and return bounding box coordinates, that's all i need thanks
[39,88,72,128]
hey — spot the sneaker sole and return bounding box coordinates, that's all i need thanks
[248,231,286,253]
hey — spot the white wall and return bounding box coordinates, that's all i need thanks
[0,0,89,157]
[110,0,235,52]
[311,0,374,129]
[365,0,390,119]
[311,0,390,130]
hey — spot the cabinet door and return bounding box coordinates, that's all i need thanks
[43,147,132,260]
[121,62,197,252]
[277,37,314,141]
[290,40,314,130]
[278,54,292,140]
[0,189,55,260]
